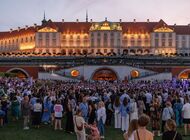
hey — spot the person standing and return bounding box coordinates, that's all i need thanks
[65,97,74,133]
[113,96,121,129]
[150,97,162,136]
[54,100,63,130]
[33,98,42,128]
[123,119,138,140]
[134,114,154,140]
[42,96,52,124]
[161,102,174,133]
[182,96,190,136]
[173,99,183,127]
[120,97,130,131]
[162,119,182,140]
[74,109,87,140]
[97,101,106,139]
[130,98,138,121]
[88,100,96,125]
[11,96,20,121]
[21,95,31,130]
[79,96,88,122]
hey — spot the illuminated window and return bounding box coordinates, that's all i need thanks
[71,70,80,77]
[131,70,140,78]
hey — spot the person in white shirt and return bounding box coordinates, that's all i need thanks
[130,98,138,121]
[97,101,106,139]
[33,99,42,128]
[182,96,190,136]
[54,100,63,130]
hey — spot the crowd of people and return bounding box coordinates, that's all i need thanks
[0,77,190,140]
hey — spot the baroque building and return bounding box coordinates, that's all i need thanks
[0,17,190,56]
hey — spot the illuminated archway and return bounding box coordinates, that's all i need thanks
[7,68,29,79]
[178,69,190,79]
[92,68,118,81]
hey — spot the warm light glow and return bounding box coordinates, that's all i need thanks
[154,27,173,32]
[20,44,35,50]
[131,70,140,78]
[71,70,80,77]
[38,27,57,32]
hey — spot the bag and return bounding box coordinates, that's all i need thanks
[75,116,83,131]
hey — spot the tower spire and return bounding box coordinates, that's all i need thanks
[86,10,88,22]
[43,11,46,20]
[42,11,47,25]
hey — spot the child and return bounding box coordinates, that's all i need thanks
[54,100,63,130]
[87,122,100,140]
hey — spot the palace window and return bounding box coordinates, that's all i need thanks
[155,33,159,38]
[162,39,165,46]
[53,39,56,47]
[91,38,94,47]
[169,33,172,38]
[104,33,108,47]
[162,33,166,38]
[97,38,101,47]
[169,39,172,46]
[46,33,49,39]
[53,33,56,38]
[111,39,114,47]
[30,36,33,42]
[137,40,141,46]
[155,39,159,47]
[26,37,28,43]
[131,40,135,46]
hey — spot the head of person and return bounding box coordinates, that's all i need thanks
[123,97,128,106]
[76,109,82,116]
[165,101,171,107]
[165,119,176,131]
[138,114,150,128]
[36,98,40,103]
[114,96,120,107]
[98,101,104,108]
[184,96,189,104]
[127,119,138,137]
[56,99,61,104]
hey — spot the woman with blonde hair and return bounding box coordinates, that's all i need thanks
[97,101,106,139]
[162,119,182,140]
[123,119,138,140]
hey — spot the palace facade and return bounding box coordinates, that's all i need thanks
[0,18,190,56]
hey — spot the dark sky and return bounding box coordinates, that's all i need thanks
[0,0,190,31]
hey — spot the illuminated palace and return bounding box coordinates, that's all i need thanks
[1,17,190,56]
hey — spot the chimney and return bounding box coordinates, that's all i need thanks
[25,25,28,30]
[10,28,13,33]
[147,19,149,23]
[34,23,37,28]
[133,19,136,23]
[76,19,79,23]
[62,19,64,23]
[119,19,122,23]
[18,27,21,31]
[90,19,93,23]
[174,23,176,26]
